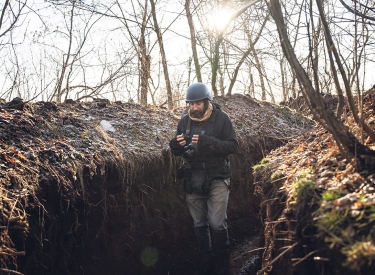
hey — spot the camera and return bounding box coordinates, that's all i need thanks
[183,142,196,159]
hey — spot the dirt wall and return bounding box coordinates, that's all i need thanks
[0,94,314,274]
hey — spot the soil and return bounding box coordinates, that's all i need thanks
[254,88,375,275]
[0,94,313,275]
[132,216,262,275]
[3,87,373,274]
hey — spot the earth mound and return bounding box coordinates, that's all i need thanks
[0,94,313,274]
[254,88,375,275]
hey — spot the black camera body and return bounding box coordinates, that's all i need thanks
[183,142,197,159]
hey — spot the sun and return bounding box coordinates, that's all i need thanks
[210,7,233,33]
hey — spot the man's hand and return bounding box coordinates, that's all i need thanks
[176,134,186,147]
[191,134,200,145]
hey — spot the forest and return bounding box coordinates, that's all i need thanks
[1,0,375,275]
[1,0,373,106]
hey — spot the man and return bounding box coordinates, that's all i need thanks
[169,83,238,275]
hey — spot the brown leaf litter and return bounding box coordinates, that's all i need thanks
[254,88,375,275]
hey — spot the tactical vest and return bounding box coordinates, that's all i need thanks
[184,117,214,141]
[183,117,228,173]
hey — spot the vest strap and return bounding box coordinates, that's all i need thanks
[186,118,191,137]
[186,117,213,137]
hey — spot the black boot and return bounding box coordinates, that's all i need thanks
[194,226,215,275]
[198,251,215,275]
[194,226,212,252]
[212,229,230,275]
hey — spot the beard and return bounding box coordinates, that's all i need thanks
[190,109,205,118]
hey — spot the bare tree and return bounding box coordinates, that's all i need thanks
[0,0,27,39]
[140,2,151,106]
[185,0,202,83]
[211,0,262,96]
[266,0,375,158]
[2,0,374,108]
[149,0,173,109]
[51,0,76,102]
[338,0,375,22]
[316,0,375,142]
[227,12,269,95]
[114,0,152,105]
[250,34,267,100]
[0,0,28,99]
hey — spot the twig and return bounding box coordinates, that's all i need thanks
[2,80,54,108]
[0,250,25,256]
[259,198,278,206]
[292,250,317,266]
[0,268,24,275]
[256,242,298,275]
[271,176,288,183]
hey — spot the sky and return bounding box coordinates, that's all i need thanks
[1,0,374,103]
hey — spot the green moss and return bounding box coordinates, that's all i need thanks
[252,158,269,173]
[364,205,375,223]
[316,209,349,235]
[314,182,375,271]
[321,189,342,202]
[314,193,375,271]
[259,158,269,165]
[270,170,283,181]
[292,172,316,202]
[298,168,313,179]
[341,239,375,270]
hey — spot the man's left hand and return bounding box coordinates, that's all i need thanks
[192,134,200,145]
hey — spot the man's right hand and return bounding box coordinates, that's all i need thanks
[176,134,186,147]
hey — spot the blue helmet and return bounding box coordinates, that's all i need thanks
[185,83,212,102]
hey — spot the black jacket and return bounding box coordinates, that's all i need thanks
[169,103,238,179]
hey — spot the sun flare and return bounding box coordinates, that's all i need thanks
[210,8,233,32]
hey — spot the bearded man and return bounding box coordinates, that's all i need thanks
[169,83,238,275]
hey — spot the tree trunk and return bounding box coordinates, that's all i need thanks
[315,0,375,143]
[53,1,75,103]
[211,0,262,96]
[227,47,251,96]
[211,37,223,97]
[280,57,286,101]
[266,0,374,158]
[150,0,173,110]
[139,0,149,106]
[250,37,266,100]
[250,72,255,97]
[185,0,202,83]
[228,13,269,95]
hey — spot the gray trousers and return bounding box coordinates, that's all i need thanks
[186,178,229,231]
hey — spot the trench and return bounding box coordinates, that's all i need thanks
[16,139,281,275]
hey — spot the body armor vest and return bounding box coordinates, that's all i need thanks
[182,114,230,180]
